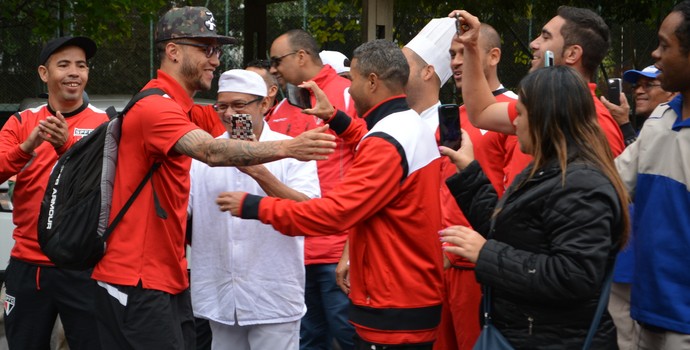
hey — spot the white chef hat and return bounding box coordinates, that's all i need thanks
[404,17,455,87]
[218,69,267,97]
[319,50,350,74]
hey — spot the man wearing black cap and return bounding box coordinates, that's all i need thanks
[0,36,107,349]
[89,6,335,350]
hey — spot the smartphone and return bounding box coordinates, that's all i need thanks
[607,78,622,106]
[286,83,312,109]
[544,50,554,67]
[438,104,461,150]
[229,114,254,140]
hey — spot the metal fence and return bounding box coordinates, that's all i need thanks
[0,1,660,116]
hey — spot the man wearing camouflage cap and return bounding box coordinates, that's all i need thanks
[90,6,335,349]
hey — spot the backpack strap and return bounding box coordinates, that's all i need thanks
[103,88,167,238]
[120,88,166,117]
[105,163,161,236]
[104,106,118,120]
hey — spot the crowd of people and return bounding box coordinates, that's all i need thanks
[1,1,689,350]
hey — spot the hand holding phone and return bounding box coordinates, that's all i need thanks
[438,104,461,150]
[607,78,622,106]
[229,114,254,141]
[286,83,312,109]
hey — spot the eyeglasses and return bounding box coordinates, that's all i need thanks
[632,82,662,91]
[213,97,263,114]
[270,52,298,67]
[175,42,223,59]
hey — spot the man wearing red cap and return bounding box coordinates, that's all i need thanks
[90,6,335,350]
[0,36,107,349]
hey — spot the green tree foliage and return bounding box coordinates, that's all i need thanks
[0,0,167,43]
[309,0,360,46]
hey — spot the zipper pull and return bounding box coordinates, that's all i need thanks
[528,316,534,335]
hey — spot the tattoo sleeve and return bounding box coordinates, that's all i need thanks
[174,129,285,166]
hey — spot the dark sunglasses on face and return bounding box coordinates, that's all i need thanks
[175,41,223,59]
[270,52,298,68]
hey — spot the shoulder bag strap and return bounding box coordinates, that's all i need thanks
[480,192,511,325]
[582,264,615,350]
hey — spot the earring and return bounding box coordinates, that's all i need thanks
[173,58,177,63]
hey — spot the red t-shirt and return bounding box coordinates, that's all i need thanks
[92,70,200,294]
[502,83,626,187]
[190,104,225,137]
[0,103,108,265]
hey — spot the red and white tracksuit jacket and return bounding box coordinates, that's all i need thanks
[240,96,444,345]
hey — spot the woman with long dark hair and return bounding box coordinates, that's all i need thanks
[440,65,629,349]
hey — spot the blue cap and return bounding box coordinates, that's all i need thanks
[623,65,660,84]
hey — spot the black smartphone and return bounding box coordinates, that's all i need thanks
[607,78,622,106]
[438,104,461,150]
[286,83,312,109]
[230,114,253,140]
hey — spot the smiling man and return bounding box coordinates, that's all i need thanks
[90,7,335,350]
[615,2,690,348]
[0,36,108,350]
[188,70,320,350]
[451,6,625,158]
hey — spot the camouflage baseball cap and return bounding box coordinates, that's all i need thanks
[156,6,237,45]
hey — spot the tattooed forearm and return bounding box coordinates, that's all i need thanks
[174,129,285,166]
[206,139,285,166]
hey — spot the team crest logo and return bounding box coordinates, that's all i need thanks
[205,11,217,31]
[4,294,15,316]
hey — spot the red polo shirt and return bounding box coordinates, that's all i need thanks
[92,70,200,294]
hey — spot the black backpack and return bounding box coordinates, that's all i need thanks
[38,88,166,270]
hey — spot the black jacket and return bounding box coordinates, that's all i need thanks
[447,159,622,350]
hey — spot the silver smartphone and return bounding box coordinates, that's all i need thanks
[544,50,554,67]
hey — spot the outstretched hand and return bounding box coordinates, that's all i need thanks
[285,125,336,161]
[216,191,248,217]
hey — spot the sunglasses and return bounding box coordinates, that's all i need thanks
[175,42,223,59]
[270,52,298,68]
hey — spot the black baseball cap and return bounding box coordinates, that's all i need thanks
[39,36,97,66]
